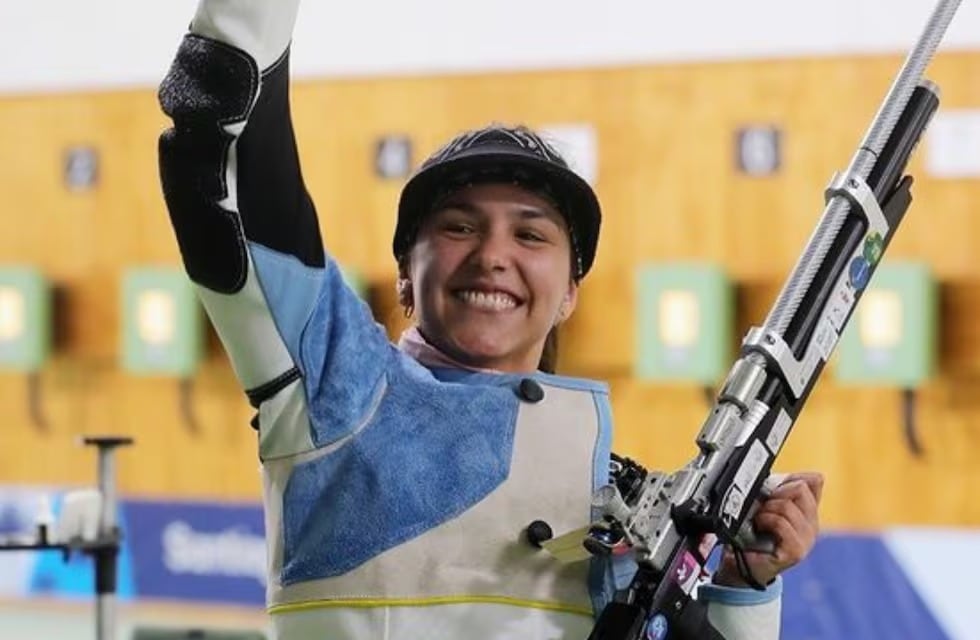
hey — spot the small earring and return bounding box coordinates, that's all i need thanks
[554,305,567,326]
[404,303,414,319]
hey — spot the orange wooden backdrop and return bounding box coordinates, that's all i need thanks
[1,51,978,527]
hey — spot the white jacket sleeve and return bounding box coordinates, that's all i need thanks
[699,576,782,639]
[189,0,301,69]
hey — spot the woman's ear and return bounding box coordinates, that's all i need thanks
[556,281,579,325]
[396,261,414,315]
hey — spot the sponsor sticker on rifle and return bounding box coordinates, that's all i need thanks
[766,409,793,455]
[828,277,856,331]
[724,440,770,523]
[734,440,769,495]
[814,316,839,361]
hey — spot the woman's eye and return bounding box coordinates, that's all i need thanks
[518,229,546,242]
[444,222,474,234]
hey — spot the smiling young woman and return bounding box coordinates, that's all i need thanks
[400,182,579,374]
[156,1,821,638]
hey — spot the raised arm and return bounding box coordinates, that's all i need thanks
[158,0,389,459]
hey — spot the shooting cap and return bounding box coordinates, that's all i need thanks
[394,124,601,279]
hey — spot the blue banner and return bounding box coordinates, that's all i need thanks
[124,499,265,605]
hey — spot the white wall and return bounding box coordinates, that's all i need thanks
[0,0,977,95]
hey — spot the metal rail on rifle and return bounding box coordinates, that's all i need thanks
[539,2,962,638]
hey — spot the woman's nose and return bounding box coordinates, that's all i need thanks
[470,231,511,272]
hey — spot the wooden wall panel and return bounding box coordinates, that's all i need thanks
[0,52,978,526]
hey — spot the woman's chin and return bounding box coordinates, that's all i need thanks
[450,339,515,370]
[455,347,507,368]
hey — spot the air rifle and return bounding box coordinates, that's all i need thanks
[547,2,963,638]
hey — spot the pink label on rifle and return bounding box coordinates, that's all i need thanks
[675,551,701,592]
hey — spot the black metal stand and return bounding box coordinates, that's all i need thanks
[0,436,133,640]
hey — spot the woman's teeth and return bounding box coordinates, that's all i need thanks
[456,290,518,311]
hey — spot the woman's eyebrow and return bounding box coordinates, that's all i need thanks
[517,208,554,220]
[434,200,563,226]
[516,207,565,228]
[434,199,481,214]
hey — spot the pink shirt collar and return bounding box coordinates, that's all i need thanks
[397,326,500,374]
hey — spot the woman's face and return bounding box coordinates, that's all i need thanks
[407,182,578,373]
